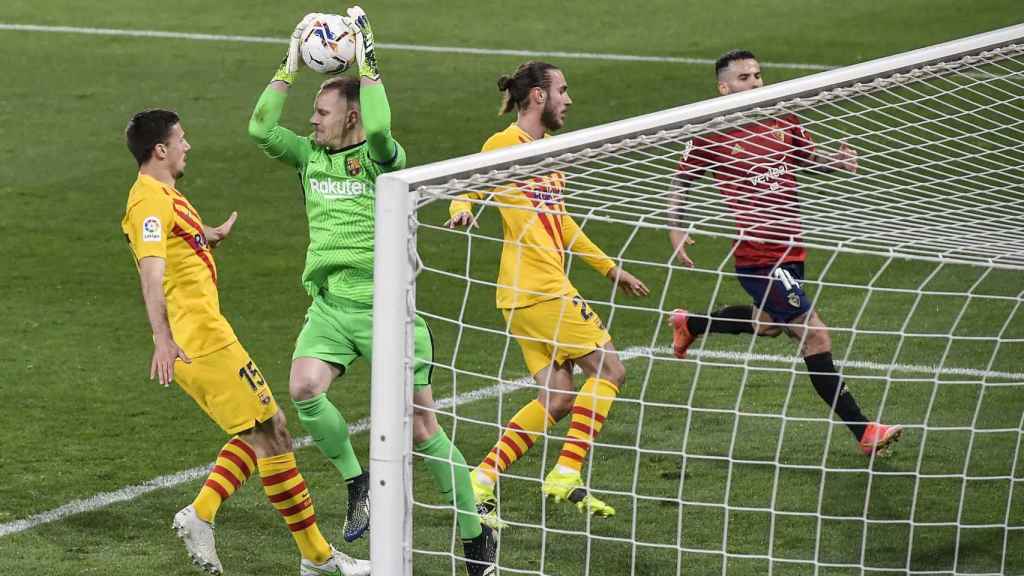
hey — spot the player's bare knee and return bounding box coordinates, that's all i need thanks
[544,391,575,420]
[803,328,832,356]
[289,373,320,401]
[600,358,626,389]
[412,408,439,444]
[246,411,292,456]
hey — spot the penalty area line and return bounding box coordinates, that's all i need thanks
[2,345,1018,537]
[0,23,835,71]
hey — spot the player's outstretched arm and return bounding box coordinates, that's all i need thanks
[348,6,402,168]
[668,175,696,268]
[445,196,482,229]
[271,12,320,92]
[813,142,858,174]
[561,213,629,280]
[248,15,317,168]
[348,6,381,84]
[563,212,649,296]
[137,257,191,386]
[203,211,238,248]
[606,265,650,297]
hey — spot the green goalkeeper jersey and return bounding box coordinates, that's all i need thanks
[249,83,406,305]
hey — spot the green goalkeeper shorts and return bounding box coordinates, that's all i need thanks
[293,291,434,387]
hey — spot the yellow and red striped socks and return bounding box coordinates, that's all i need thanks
[477,399,554,484]
[557,378,619,473]
[192,437,256,522]
[258,452,332,564]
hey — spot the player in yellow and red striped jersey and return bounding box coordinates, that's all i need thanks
[121,108,368,576]
[447,62,649,525]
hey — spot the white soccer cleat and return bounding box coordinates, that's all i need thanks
[300,545,372,576]
[172,505,223,575]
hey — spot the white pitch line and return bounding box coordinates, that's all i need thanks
[0,360,551,539]
[2,344,1019,538]
[0,23,835,71]
[677,346,1024,381]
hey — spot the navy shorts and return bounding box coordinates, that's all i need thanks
[735,262,812,323]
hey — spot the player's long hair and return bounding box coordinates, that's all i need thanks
[497,61,559,115]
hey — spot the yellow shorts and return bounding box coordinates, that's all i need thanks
[174,341,279,435]
[503,293,611,376]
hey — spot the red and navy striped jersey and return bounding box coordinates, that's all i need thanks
[678,114,816,268]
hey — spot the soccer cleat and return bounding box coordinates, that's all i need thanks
[299,545,371,576]
[859,422,904,456]
[670,309,696,359]
[172,505,223,575]
[343,471,370,542]
[471,471,508,530]
[462,524,498,576]
[542,469,615,518]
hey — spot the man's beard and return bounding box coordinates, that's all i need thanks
[541,100,563,132]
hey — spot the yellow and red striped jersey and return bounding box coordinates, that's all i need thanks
[449,123,616,309]
[122,173,236,357]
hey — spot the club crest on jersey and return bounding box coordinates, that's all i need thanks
[788,293,802,308]
[142,216,162,242]
[346,157,362,177]
[772,130,786,143]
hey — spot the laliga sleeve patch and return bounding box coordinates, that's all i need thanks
[142,216,163,242]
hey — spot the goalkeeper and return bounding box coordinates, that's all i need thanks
[248,8,495,575]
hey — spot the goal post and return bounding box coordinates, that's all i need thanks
[370,23,1024,575]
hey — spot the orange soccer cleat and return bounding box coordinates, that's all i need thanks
[670,309,696,359]
[859,423,904,456]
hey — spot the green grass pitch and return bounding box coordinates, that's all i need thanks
[1,1,1022,574]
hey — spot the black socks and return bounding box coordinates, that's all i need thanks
[804,351,868,440]
[688,305,757,336]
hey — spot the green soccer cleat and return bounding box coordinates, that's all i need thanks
[542,469,616,518]
[299,545,371,576]
[471,471,509,530]
[172,505,222,575]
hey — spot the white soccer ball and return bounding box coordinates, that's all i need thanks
[300,14,357,75]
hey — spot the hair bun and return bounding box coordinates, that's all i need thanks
[497,75,511,91]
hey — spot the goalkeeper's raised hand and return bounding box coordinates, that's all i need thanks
[273,12,321,85]
[347,5,381,81]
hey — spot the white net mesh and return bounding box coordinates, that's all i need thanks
[403,41,1024,575]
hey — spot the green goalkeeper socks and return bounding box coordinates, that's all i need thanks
[293,393,363,480]
[415,429,483,540]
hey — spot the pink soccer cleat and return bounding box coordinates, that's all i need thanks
[859,423,904,456]
[670,309,696,359]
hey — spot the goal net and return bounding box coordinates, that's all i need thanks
[370,24,1024,576]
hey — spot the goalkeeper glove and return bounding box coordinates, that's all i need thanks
[347,5,381,81]
[273,12,321,84]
